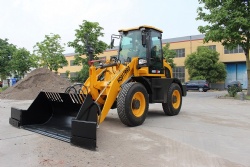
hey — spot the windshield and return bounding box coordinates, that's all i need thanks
[118,30,146,63]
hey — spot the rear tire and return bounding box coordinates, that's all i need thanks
[117,82,149,126]
[162,83,182,116]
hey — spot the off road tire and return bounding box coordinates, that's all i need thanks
[162,83,182,116]
[117,82,149,126]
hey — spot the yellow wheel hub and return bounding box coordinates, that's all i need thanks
[131,92,145,117]
[172,90,181,109]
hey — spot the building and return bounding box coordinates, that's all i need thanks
[60,49,118,79]
[58,34,247,89]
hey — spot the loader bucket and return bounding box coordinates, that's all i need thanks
[9,91,99,150]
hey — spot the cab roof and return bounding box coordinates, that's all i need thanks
[118,25,163,33]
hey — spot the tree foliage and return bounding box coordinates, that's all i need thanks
[68,20,108,82]
[33,33,67,72]
[68,20,108,64]
[0,38,16,80]
[65,70,70,79]
[197,0,250,94]
[10,48,37,78]
[71,64,89,83]
[185,46,227,83]
[162,43,176,68]
[228,85,241,97]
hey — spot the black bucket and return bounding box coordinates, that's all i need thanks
[9,91,99,150]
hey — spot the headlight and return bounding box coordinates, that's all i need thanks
[139,59,147,65]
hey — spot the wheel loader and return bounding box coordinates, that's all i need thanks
[9,25,187,150]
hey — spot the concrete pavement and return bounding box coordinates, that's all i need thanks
[0,91,250,167]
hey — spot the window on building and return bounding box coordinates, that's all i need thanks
[70,60,78,66]
[173,49,185,58]
[224,45,244,54]
[173,66,185,83]
[207,45,216,50]
[99,56,106,61]
[70,72,77,78]
[60,73,67,78]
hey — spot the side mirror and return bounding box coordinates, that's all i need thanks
[110,39,114,49]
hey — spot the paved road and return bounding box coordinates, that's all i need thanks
[0,91,250,167]
[145,91,250,166]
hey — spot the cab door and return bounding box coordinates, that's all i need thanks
[148,30,164,74]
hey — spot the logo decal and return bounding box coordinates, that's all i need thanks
[117,66,130,83]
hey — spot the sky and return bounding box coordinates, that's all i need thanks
[0,0,205,54]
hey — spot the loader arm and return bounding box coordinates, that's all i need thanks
[83,58,139,124]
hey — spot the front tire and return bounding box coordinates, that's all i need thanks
[117,82,149,126]
[162,83,182,116]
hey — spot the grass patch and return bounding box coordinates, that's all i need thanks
[221,91,250,100]
[234,91,250,100]
[246,95,250,100]
[0,86,8,93]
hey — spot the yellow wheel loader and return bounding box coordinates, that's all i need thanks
[9,25,187,150]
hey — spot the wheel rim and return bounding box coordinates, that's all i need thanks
[172,90,181,109]
[131,92,146,117]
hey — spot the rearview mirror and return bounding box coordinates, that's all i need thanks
[110,39,114,49]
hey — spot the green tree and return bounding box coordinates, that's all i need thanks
[68,20,108,82]
[68,20,108,62]
[65,70,70,79]
[197,0,250,95]
[33,33,68,73]
[0,38,16,80]
[162,43,176,68]
[185,46,227,83]
[10,48,38,78]
[71,64,89,83]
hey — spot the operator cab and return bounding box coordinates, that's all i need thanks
[112,25,164,74]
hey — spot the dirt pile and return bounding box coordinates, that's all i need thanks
[0,68,72,100]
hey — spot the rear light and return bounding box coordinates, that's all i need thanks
[205,83,208,87]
